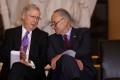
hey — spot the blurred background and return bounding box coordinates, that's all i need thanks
[1,0,120,80]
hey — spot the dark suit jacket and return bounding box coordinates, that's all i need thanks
[47,28,96,76]
[0,26,48,80]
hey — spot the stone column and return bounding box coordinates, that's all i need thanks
[0,0,10,29]
[42,0,97,35]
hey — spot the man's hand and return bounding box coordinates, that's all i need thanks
[20,47,26,61]
[20,60,35,69]
[51,54,62,70]
[75,59,84,70]
[20,59,29,66]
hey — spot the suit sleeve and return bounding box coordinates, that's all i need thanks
[75,28,91,60]
[47,36,56,64]
[75,28,96,75]
[0,29,14,63]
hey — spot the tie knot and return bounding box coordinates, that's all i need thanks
[63,34,69,43]
[63,34,68,39]
[63,34,72,49]
[25,31,29,36]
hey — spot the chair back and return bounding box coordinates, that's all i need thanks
[100,40,120,79]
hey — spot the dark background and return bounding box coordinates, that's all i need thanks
[91,0,108,55]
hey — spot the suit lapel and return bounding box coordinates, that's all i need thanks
[70,28,80,49]
[29,29,35,59]
[57,34,64,49]
[14,26,22,50]
[29,28,38,59]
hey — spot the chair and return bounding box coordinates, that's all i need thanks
[0,60,3,80]
[100,40,120,80]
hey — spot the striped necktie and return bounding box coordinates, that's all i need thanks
[63,34,71,49]
[20,31,29,61]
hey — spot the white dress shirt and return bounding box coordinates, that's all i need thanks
[22,26,32,62]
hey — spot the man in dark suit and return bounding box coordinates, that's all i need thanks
[0,4,48,80]
[47,8,96,80]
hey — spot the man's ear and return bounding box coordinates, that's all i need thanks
[21,14,25,20]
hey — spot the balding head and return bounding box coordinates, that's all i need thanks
[52,8,72,22]
[51,8,72,35]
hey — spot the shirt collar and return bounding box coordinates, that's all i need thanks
[22,26,32,32]
[64,27,72,40]
[22,26,32,37]
[66,28,72,35]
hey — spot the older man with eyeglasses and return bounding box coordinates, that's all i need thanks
[0,4,48,80]
[47,8,96,80]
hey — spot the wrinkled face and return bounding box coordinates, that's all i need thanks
[51,12,70,35]
[22,9,40,31]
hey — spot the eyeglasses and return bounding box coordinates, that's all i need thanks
[50,18,64,27]
[28,15,41,20]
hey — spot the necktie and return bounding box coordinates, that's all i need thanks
[63,34,71,49]
[20,31,29,60]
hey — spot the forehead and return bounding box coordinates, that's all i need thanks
[28,9,40,14]
[52,12,62,20]
[22,8,40,17]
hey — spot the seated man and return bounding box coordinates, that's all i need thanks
[0,4,48,80]
[47,8,96,80]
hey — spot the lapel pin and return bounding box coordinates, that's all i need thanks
[73,35,77,38]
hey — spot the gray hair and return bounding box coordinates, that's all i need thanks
[22,4,40,15]
[53,8,72,22]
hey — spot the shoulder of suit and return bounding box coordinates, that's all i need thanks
[5,26,20,34]
[49,34,62,41]
[73,27,89,31]
[49,33,60,37]
[6,26,22,32]
[34,28,48,36]
[72,28,90,33]
[6,26,21,30]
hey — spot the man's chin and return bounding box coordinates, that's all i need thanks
[56,32,60,34]
[28,26,36,31]
[56,33,62,35]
